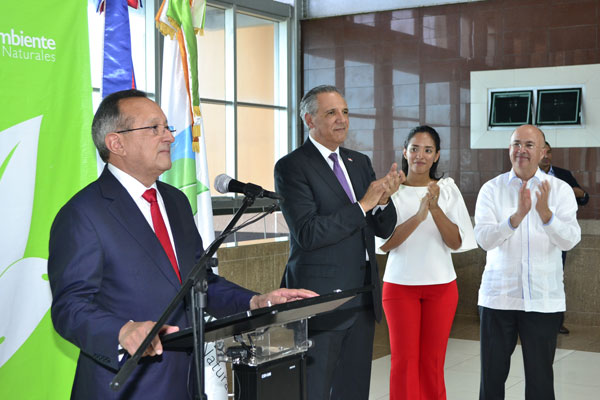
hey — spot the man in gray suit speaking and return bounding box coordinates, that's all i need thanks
[275,85,403,400]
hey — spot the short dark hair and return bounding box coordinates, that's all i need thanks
[402,125,443,180]
[299,85,344,128]
[92,89,148,162]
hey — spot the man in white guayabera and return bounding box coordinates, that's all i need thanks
[474,124,580,400]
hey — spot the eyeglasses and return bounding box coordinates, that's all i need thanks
[510,142,536,150]
[115,124,176,136]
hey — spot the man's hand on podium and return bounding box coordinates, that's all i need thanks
[249,288,318,310]
[118,320,180,357]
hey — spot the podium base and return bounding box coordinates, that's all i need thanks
[233,352,307,400]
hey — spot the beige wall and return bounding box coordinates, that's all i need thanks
[217,221,600,327]
[217,239,288,294]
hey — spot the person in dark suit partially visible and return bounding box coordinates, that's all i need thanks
[539,141,589,206]
[48,89,316,399]
[539,140,589,335]
[274,85,404,400]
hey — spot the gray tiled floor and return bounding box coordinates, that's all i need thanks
[369,316,600,400]
[370,339,600,400]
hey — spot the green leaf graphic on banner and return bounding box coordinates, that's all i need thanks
[0,1,95,399]
[0,143,18,182]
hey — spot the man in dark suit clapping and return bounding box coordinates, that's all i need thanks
[274,85,404,400]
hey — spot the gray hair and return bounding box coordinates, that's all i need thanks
[299,85,344,128]
[91,89,147,162]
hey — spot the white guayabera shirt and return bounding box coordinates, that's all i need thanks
[474,168,581,313]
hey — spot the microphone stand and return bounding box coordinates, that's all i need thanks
[110,193,276,398]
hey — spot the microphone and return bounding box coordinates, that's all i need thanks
[214,174,284,201]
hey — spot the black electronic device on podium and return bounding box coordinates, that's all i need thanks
[162,287,367,400]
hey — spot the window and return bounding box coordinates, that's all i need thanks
[87,0,295,244]
[536,88,582,125]
[488,90,533,127]
[198,4,290,197]
[487,86,585,130]
[196,1,294,243]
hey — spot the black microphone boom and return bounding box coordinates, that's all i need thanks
[214,174,283,200]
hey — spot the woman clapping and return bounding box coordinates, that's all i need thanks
[378,125,477,400]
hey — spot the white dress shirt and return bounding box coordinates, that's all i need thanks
[308,135,360,205]
[107,163,179,264]
[474,168,581,312]
[377,178,477,285]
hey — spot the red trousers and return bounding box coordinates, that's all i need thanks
[382,280,458,400]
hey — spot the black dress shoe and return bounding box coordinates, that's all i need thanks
[559,325,570,334]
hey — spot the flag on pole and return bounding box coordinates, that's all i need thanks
[98,0,140,97]
[97,0,143,13]
[156,1,226,397]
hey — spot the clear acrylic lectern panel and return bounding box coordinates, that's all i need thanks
[215,318,309,367]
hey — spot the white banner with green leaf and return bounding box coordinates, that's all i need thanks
[0,2,96,398]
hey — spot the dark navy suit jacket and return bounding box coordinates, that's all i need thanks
[48,166,254,399]
[550,165,589,206]
[274,139,397,330]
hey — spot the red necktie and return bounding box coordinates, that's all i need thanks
[142,188,181,283]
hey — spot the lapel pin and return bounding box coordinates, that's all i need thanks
[347,157,353,162]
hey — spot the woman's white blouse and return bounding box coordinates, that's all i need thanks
[377,177,477,285]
